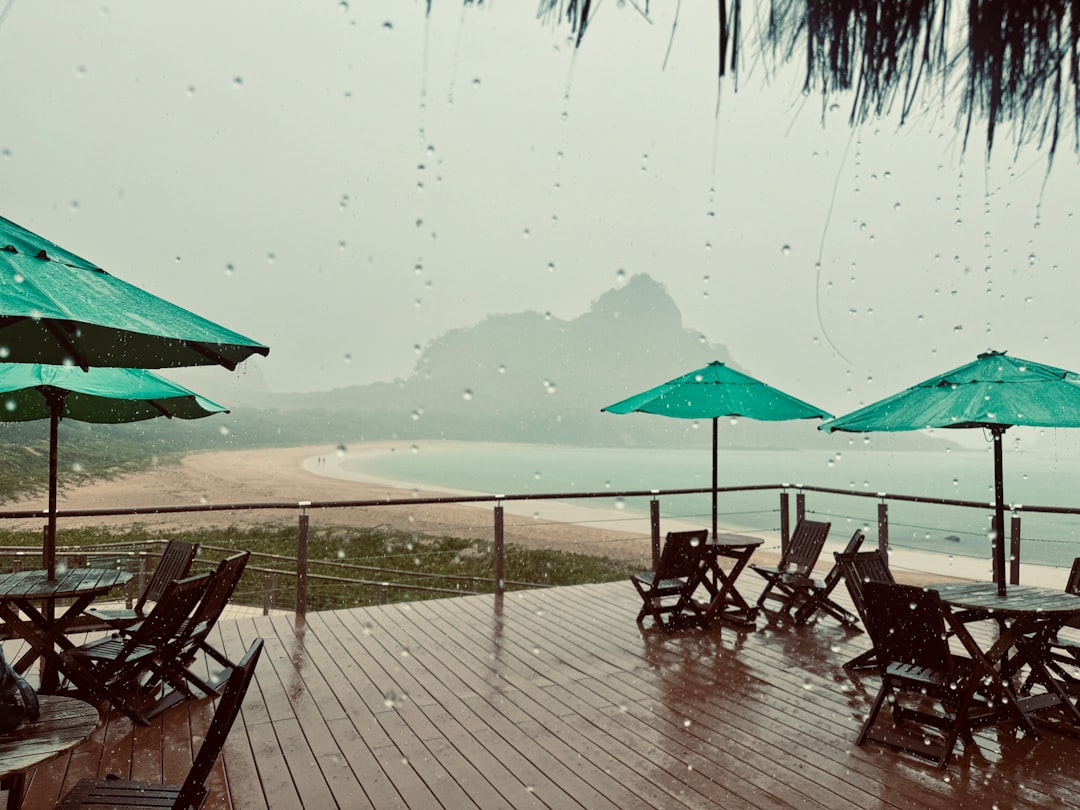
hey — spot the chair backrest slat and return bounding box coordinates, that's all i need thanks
[1066,557,1080,595]
[192,552,250,629]
[835,548,894,626]
[779,520,831,575]
[822,530,865,588]
[132,573,212,650]
[656,531,708,580]
[176,638,265,809]
[861,581,952,672]
[137,540,199,613]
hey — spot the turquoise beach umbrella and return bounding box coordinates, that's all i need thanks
[0,215,268,370]
[820,350,1080,594]
[0,364,228,579]
[602,361,832,539]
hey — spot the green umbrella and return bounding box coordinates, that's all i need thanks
[602,361,832,539]
[0,363,228,579]
[0,215,268,370]
[819,350,1080,595]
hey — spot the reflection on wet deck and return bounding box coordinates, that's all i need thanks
[15,581,1080,808]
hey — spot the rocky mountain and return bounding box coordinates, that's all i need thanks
[215,273,853,449]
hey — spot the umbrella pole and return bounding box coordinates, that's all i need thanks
[47,399,59,581]
[712,416,719,540]
[992,426,1007,596]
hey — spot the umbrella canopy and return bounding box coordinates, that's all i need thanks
[819,350,1080,594]
[0,215,268,370]
[602,361,832,539]
[0,364,228,579]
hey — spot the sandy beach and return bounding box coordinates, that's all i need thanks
[1,442,670,568]
[1,440,1070,587]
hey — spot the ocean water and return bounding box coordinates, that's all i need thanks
[344,442,1080,568]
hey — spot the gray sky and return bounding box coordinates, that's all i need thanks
[1,0,1077,423]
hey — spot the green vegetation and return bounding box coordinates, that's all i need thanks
[0,525,638,612]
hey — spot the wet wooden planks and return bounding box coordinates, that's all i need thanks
[12,580,1080,809]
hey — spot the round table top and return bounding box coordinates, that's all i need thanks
[934,582,1080,617]
[0,568,132,600]
[0,695,99,779]
[706,533,764,549]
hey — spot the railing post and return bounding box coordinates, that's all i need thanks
[494,503,505,595]
[877,502,889,561]
[138,555,150,599]
[296,503,310,616]
[779,491,790,548]
[125,558,137,608]
[650,497,661,570]
[263,574,278,615]
[1010,515,1022,585]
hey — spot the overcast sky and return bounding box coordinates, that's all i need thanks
[1,1,1078,425]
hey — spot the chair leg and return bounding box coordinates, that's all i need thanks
[844,648,879,671]
[855,682,890,747]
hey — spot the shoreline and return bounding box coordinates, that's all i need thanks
[311,440,1073,588]
[1,440,1070,587]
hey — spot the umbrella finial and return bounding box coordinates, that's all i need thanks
[978,349,1007,359]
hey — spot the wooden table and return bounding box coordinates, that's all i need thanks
[0,695,98,810]
[697,534,764,626]
[0,569,132,693]
[935,582,1080,737]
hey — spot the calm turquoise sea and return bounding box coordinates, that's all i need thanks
[344,443,1080,568]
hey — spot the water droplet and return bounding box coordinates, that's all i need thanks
[781,244,791,255]
[462,389,473,401]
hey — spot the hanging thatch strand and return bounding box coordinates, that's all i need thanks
[530,0,1080,159]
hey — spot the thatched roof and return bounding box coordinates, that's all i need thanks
[533,0,1079,162]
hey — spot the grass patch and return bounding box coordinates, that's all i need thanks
[0,525,638,611]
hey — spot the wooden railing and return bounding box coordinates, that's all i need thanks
[3,482,1080,614]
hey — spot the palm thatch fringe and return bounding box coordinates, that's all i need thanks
[529,0,1079,159]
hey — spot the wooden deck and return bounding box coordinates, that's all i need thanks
[14,580,1080,809]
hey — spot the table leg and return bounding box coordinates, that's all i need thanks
[945,611,1040,738]
[2,772,24,810]
[701,551,758,626]
[0,596,96,693]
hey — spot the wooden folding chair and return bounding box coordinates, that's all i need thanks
[56,638,264,810]
[856,581,993,768]
[1024,557,1080,692]
[138,552,251,716]
[84,539,198,629]
[834,548,895,670]
[749,519,831,616]
[61,573,212,725]
[790,529,865,626]
[631,530,708,631]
